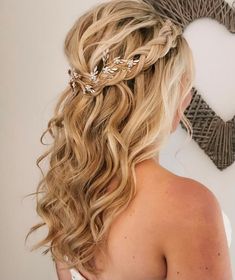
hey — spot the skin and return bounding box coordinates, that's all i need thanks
[55,84,233,280]
[55,261,71,280]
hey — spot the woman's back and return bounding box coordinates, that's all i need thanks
[72,158,232,280]
[26,1,233,279]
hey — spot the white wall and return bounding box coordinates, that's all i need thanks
[0,0,234,279]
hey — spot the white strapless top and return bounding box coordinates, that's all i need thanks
[69,210,232,280]
[70,267,87,280]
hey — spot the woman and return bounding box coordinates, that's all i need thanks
[25,0,233,279]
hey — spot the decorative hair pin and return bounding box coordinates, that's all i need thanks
[68,48,140,97]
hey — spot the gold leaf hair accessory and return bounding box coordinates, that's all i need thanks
[68,48,140,97]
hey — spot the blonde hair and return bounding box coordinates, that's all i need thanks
[25,0,195,276]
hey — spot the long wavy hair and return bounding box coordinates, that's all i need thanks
[25,0,195,276]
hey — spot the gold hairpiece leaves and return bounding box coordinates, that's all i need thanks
[68,48,140,96]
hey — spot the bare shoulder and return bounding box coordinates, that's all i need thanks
[163,175,221,212]
[157,174,224,241]
[154,175,233,280]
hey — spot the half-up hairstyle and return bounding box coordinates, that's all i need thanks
[25,0,195,277]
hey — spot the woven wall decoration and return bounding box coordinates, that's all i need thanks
[147,0,235,170]
[182,87,235,170]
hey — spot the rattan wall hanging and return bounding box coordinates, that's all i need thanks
[147,0,235,170]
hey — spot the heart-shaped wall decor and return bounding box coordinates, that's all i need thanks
[181,88,235,170]
[147,0,235,170]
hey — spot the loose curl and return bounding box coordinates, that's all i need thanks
[25,0,195,277]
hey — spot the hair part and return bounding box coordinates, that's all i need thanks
[25,0,195,276]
